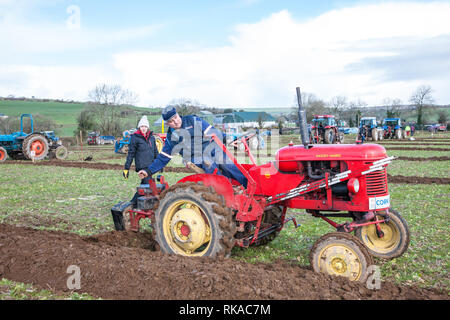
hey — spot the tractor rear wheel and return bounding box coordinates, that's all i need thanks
[155,182,236,258]
[355,209,410,260]
[22,134,49,160]
[372,128,378,141]
[324,129,335,144]
[310,232,373,282]
[251,206,283,247]
[0,147,7,162]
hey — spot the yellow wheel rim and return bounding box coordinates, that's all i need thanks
[162,199,212,256]
[156,138,163,153]
[318,243,362,281]
[360,216,400,254]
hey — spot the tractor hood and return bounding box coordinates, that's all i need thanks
[276,143,387,162]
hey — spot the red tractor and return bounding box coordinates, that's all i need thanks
[111,88,409,282]
[310,115,344,144]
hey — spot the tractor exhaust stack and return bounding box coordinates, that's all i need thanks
[296,87,310,149]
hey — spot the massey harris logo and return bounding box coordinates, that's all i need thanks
[369,195,390,210]
[316,154,342,158]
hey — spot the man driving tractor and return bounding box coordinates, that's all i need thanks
[137,106,248,188]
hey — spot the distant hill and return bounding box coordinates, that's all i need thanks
[0,98,161,137]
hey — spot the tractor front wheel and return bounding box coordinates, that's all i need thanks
[309,232,373,282]
[355,209,410,260]
[155,183,236,258]
[55,145,68,160]
[0,147,7,162]
[22,134,49,160]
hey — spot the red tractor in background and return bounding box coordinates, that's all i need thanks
[310,115,344,144]
[111,88,410,282]
[87,131,100,145]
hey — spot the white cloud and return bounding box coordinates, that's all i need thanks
[112,2,450,107]
[2,1,450,107]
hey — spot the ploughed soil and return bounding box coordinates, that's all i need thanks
[0,223,447,300]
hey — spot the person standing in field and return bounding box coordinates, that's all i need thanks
[405,124,411,137]
[123,115,159,208]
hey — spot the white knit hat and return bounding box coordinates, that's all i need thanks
[137,116,149,128]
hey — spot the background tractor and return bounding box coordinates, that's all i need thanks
[358,117,384,142]
[309,115,344,144]
[382,118,404,139]
[111,88,410,282]
[87,131,100,145]
[115,128,166,154]
[0,114,67,162]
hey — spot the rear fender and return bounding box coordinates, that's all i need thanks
[178,174,236,208]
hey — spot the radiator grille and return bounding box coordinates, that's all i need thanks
[366,169,388,196]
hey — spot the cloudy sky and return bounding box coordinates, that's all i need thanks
[1,0,449,108]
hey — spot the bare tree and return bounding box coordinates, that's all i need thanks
[85,84,140,136]
[289,92,327,122]
[88,84,138,106]
[409,85,434,127]
[329,95,348,118]
[169,98,203,116]
[383,98,403,118]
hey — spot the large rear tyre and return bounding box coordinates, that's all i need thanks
[324,129,335,144]
[155,183,236,258]
[0,147,7,162]
[22,134,49,160]
[309,232,373,282]
[372,128,378,141]
[0,147,8,162]
[355,209,410,260]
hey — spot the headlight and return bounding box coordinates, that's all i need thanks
[347,178,360,194]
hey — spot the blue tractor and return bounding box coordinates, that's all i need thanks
[382,118,404,139]
[358,117,384,142]
[0,114,67,162]
[114,129,136,154]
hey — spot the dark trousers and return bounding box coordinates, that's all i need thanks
[195,151,248,188]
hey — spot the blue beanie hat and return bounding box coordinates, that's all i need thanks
[162,105,177,121]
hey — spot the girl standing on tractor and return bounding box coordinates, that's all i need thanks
[123,116,159,208]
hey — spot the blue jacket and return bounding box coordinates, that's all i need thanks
[146,115,219,175]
